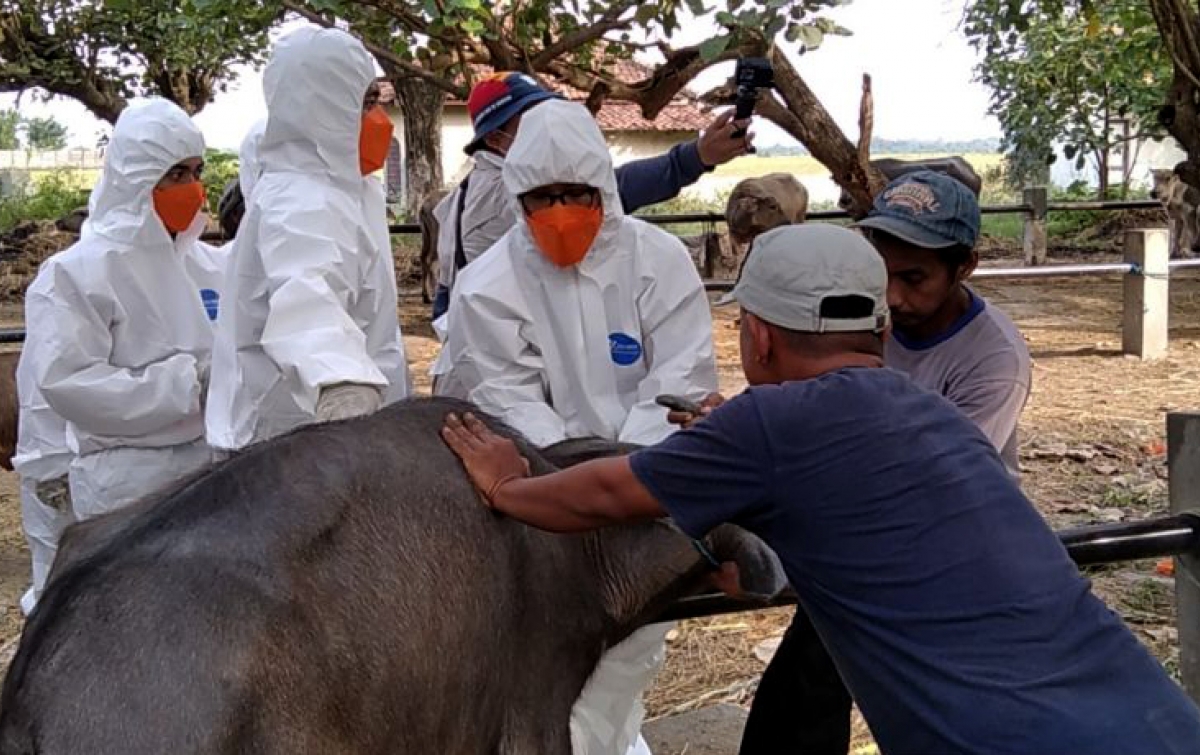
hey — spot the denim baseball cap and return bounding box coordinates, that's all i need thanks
[854,170,981,249]
[722,224,889,333]
[464,72,560,155]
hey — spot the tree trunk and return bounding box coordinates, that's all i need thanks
[1163,69,1200,190]
[1148,0,1200,191]
[392,75,447,220]
[759,46,887,218]
[149,65,217,117]
[1098,105,1110,199]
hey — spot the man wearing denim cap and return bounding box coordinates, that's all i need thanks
[429,71,752,320]
[858,170,1031,477]
[440,222,1200,755]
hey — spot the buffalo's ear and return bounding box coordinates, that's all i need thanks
[707,525,789,601]
[538,437,643,470]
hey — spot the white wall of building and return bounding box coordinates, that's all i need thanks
[1048,136,1188,190]
[0,148,103,170]
[385,105,696,201]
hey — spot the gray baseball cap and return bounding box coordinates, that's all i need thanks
[720,224,890,333]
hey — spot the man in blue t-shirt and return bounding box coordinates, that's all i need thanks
[739,171,1034,755]
[441,224,1200,755]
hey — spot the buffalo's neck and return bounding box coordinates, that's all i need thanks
[587,522,708,644]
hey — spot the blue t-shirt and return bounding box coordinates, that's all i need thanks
[631,368,1200,755]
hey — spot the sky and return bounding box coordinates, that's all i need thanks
[0,0,1000,151]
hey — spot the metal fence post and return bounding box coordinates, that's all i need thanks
[1023,186,1048,266]
[1123,229,1170,359]
[1168,413,1200,704]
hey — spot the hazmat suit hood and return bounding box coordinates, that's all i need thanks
[205,23,411,452]
[238,118,267,199]
[259,26,374,187]
[502,100,623,267]
[84,98,206,249]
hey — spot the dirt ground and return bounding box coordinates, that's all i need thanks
[0,252,1194,751]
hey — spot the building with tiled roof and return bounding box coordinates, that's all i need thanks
[378,59,709,201]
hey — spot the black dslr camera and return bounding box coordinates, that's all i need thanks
[731,57,773,151]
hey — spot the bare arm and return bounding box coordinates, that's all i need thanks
[441,412,665,532]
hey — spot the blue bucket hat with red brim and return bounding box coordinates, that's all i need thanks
[464,72,560,154]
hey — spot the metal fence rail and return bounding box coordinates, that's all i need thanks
[702,257,1200,291]
[1,240,1193,347]
[660,513,1200,622]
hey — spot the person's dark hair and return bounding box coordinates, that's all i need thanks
[938,243,974,272]
[217,179,244,241]
[863,228,974,272]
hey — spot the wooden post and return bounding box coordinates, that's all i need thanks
[1123,229,1170,360]
[1022,187,1048,266]
[1168,413,1200,704]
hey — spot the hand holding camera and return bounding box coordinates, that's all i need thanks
[732,57,774,153]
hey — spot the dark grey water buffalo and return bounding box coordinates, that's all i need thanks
[838,156,983,211]
[0,397,784,755]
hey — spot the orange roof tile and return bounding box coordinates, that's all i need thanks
[378,59,707,133]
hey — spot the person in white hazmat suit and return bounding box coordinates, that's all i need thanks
[205,26,411,451]
[237,118,266,203]
[25,97,228,523]
[438,99,719,755]
[13,344,73,615]
[216,118,266,241]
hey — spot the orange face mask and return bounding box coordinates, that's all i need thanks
[153,182,206,234]
[359,105,394,175]
[526,204,604,268]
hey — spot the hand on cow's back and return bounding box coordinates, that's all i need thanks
[442,411,667,532]
[442,412,532,507]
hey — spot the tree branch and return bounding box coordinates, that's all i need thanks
[0,10,126,122]
[531,2,637,69]
[542,34,764,122]
[856,73,873,177]
[751,46,885,217]
[584,80,610,114]
[281,1,467,97]
[1151,0,1200,90]
[347,0,430,34]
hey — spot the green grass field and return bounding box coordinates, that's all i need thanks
[712,152,1004,179]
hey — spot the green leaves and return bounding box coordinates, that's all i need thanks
[0,110,69,150]
[0,1,275,120]
[965,0,1169,188]
[23,115,69,150]
[0,111,20,151]
[699,34,731,61]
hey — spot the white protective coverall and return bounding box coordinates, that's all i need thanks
[205,26,411,451]
[437,100,718,755]
[12,332,73,614]
[238,118,266,201]
[27,98,226,521]
[432,150,508,296]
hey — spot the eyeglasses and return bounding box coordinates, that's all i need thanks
[520,186,600,213]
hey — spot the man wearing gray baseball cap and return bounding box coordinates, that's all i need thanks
[441,223,1200,755]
